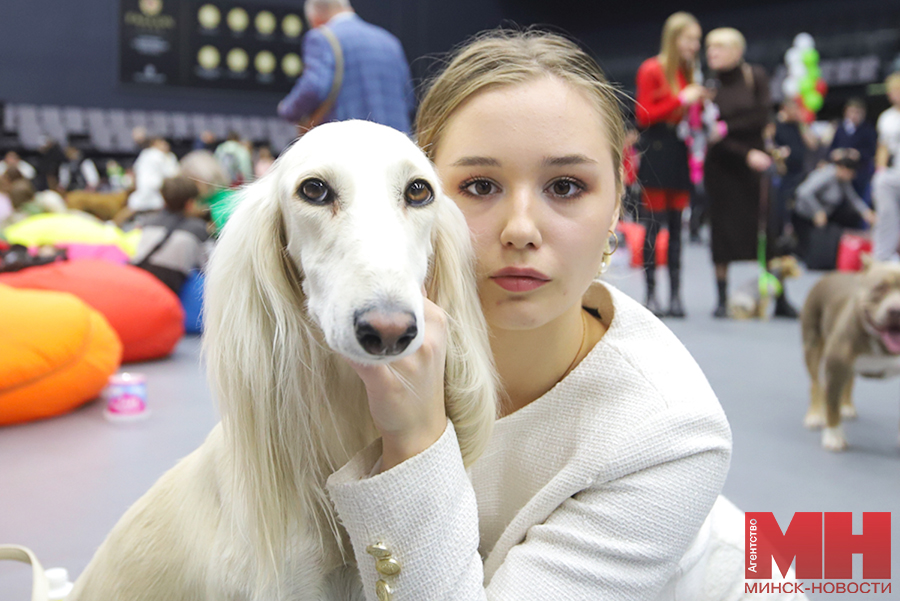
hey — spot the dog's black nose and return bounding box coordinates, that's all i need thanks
[354,310,418,356]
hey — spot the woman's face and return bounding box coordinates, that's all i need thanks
[677,23,702,64]
[433,76,619,331]
[706,39,743,72]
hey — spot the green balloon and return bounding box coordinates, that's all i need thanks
[804,90,824,113]
[799,76,816,95]
[806,66,821,82]
[801,48,820,68]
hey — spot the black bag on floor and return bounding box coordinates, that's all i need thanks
[804,223,842,270]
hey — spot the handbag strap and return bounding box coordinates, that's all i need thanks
[306,25,345,129]
[0,545,49,601]
[135,216,184,268]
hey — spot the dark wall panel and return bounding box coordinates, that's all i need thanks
[1,0,898,118]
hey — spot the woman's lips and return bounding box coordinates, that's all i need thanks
[490,268,550,292]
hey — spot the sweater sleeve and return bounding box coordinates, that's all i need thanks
[716,66,771,160]
[328,403,731,601]
[635,59,682,128]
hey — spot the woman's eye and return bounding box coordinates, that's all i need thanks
[462,179,498,196]
[297,178,332,205]
[548,179,582,198]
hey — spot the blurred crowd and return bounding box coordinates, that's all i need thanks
[624,12,900,320]
[0,128,274,293]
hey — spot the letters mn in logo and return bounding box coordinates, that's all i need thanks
[745,512,891,579]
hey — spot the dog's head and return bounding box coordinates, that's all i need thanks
[247,120,447,364]
[859,262,900,354]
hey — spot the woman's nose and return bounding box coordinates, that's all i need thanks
[498,189,542,249]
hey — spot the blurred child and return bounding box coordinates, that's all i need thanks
[793,148,875,261]
[131,176,212,293]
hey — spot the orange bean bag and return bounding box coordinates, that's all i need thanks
[0,285,122,426]
[0,260,184,363]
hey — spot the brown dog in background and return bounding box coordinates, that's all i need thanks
[801,260,900,450]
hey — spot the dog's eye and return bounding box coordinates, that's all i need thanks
[405,180,434,207]
[298,178,333,205]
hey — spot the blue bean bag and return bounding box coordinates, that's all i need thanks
[180,271,205,334]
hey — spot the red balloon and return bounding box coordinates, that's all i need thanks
[815,79,828,95]
[799,106,815,124]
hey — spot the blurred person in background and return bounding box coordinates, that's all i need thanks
[829,98,877,206]
[793,149,875,259]
[34,137,66,191]
[277,0,415,133]
[704,28,778,318]
[0,151,36,181]
[634,11,708,318]
[214,131,253,186]
[131,176,212,293]
[59,146,100,192]
[179,149,233,234]
[126,137,179,217]
[254,145,275,178]
[771,98,818,245]
[872,73,900,261]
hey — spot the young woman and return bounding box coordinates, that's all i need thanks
[634,12,707,317]
[326,30,802,601]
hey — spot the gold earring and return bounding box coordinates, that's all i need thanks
[599,231,619,275]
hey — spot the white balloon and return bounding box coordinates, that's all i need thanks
[788,61,806,78]
[785,47,802,67]
[793,32,815,50]
[782,77,799,98]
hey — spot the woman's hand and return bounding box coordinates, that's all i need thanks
[678,84,708,105]
[863,209,877,226]
[746,149,773,172]
[813,210,828,228]
[345,296,449,472]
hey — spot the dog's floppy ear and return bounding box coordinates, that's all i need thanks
[203,171,344,586]
[426,196,499,467]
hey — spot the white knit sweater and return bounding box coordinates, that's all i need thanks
[328,282,789,600]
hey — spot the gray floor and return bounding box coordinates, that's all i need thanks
[1,236,898,600]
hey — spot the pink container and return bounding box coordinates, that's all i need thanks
[103,373,150,422]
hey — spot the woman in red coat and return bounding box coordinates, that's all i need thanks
[635,12,708,317]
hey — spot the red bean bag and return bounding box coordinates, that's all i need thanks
[617,221,669,268]
[0,285,122,425]
[0,260,184,363]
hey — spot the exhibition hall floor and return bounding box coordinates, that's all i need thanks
[2,239,898,600]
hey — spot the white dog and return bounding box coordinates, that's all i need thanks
[69,121,498,600]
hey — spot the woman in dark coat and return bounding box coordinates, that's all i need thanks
[704,27,777,318]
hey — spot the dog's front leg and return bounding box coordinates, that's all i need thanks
[822,353,853,451]
[839,377,858,420]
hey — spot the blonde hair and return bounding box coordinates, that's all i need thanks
[706,27,746,53]
[415,29,627,199]
[886,72,900,91]
[659,12,700,90]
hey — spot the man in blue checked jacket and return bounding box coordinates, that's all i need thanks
[277,0,415,134]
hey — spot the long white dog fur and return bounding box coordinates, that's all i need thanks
[69,121,498,600]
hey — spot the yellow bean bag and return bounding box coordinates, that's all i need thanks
[2,213,142,257]
[0,285,122,426]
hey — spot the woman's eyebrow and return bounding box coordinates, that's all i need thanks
[543,154,597,166]
[451,156,500,167]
